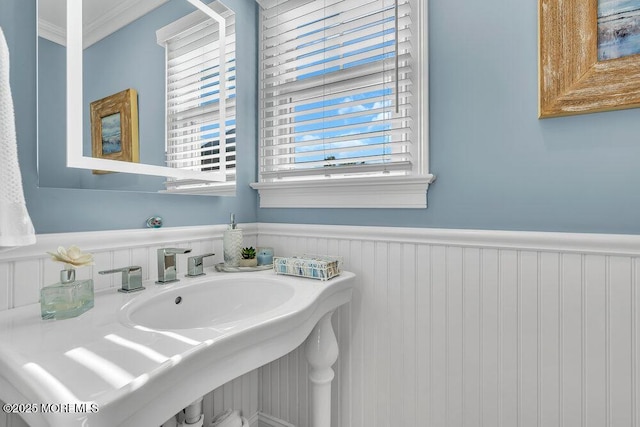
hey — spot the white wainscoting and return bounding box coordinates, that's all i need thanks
[256,223,640,427]
[0,225,259,427]
[1,223,640,427]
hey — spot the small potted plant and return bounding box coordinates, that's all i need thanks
[239,247,257,267]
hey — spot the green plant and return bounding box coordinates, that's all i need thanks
[241,247,256,259]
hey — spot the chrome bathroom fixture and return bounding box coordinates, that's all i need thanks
[156,248,192,284]
[99,266,144,293]
[186,253,215,277]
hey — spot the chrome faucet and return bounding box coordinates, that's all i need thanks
[99,266,144,293]
[157,248,191,284]
[186,253,215,277]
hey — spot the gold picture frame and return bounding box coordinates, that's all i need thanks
[90,88,139,174]
[538,0,640,118]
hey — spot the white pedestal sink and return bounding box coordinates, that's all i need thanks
[120,276,296,330]
[0,269,354,427]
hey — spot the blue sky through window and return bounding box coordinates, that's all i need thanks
[198,58,236,172]
[292,11,396,169]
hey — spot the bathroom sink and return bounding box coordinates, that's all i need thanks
[120,277,295,330]
[0,269,354,427]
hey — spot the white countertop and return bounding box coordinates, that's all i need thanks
[0,269,354,426]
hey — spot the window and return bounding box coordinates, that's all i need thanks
[157,2,236,195]
[252,0,432,208]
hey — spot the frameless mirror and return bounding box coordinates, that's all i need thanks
[37,0,236,194]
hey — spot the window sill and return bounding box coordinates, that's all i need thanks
[250,175,435,209]
[160,183,236,196]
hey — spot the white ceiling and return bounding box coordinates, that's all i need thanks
[38,0,170,47]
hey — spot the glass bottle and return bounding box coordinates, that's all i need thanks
[40,269,94,320]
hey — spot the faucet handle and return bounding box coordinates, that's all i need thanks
[187,253,215,277]
[160,248,192,255]
[99,266,144,293]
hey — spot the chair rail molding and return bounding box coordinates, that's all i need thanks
[257,222,640,256]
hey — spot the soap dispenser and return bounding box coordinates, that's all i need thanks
[223,213,243,268]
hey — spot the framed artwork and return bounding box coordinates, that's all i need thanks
[538,0,640,118]
[90,88,139,174]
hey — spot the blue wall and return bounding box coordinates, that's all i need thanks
[1,0,258,233]
[257,1,640,234]
[4,0,640,235]
[38,36,167,192]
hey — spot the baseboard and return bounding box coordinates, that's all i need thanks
[245,412,260,427]
[254,412,295,427]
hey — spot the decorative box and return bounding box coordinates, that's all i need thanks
[273,255,342,281]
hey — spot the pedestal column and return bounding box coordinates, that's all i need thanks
[304,311,338,427]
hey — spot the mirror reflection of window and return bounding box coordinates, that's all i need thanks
[157,2,237,194]
[37,0,238,194]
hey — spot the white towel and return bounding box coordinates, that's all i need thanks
[0,26,35,249]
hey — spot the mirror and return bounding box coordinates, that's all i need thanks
[37,0,237,193]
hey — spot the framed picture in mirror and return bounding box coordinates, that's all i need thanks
[90,88,139,174]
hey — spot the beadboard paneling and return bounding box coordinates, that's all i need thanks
[0,225,258,427]
[0,225,257,309]
[255,223,640,427]
[2,223,640,427]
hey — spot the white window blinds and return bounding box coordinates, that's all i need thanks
[159,3,236,192]
[258,0,416,181]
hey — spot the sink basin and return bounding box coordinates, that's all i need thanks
[0,269,354,427]
[121,277,295,330]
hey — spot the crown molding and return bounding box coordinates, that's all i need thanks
[38,0,170,48]
[83,0,169,47]
[38,18,66,46]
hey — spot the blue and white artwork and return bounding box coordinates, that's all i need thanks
[598,0,640,60]
[101,113,122,155]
